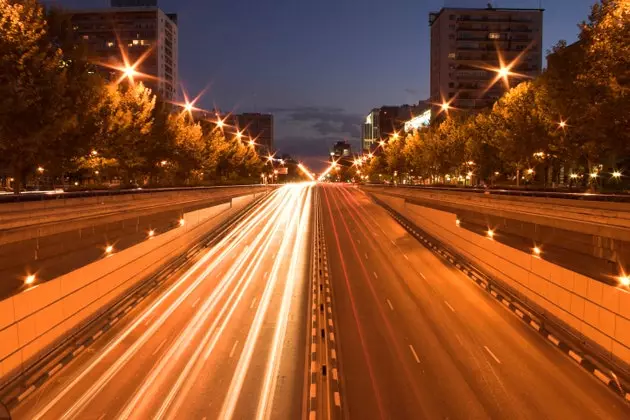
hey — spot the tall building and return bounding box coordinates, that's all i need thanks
[429,6,543,111]
[237,113,274,153]
[67,1,178,100]
[361,104,427,152]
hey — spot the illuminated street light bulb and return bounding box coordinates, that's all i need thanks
[179,218,186,227]
[467,161,475,165]
[248,139,255,146]
[487,229,495,239]
[280,159,285,165]
[161,160,168,166]
[392,132,399,140]
[559,120,567,129]
[494,171,500,176]
[267,155,274,162]
[590,172,598,179]
[148,229,155,238]
[105,245,114,254]
[331,161,337,168]
[95,171,99,175]
[123,65,137,79]
[368,153,373,158]
[498,66,509,79]
[91,150,98,156]
[25,274,36,285]
[216,118,225,128]
[612,171,622,179]
[379,140,386,147]
[527,168,534,175]
[330,152,335,156]
[570,173,579,179]
[37,167,44,173]
[619,275,630,287]
[455,219,461,227]
[467,171,473,177]
[441,102,450,112]
[533,246,541,256]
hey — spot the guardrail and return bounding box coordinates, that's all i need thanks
[0,184,275,204]
[365,183,630,202]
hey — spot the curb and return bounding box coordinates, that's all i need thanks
[371,195,630,404]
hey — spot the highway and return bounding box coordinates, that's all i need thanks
[320,184,630,420]
[11,183,313,420]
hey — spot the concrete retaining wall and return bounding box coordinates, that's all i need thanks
[373,193,630,367]
[0,193,258,381]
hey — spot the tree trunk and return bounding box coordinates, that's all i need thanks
[516,168,520,187]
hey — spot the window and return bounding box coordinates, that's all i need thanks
[82,35,89,40]
[107,41,114,47]
[488,32,501,39]
[448,52,456,59]
[132,39,140,45]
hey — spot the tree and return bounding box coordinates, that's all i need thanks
[0,0,74,193]
[169,113,204,183]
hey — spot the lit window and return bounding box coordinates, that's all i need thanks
[107,41,114,47]
[489,33,501,39]
[133,39,140,45]
[82,35,89,40]
[448,52,456,59]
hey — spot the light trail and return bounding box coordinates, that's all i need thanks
[157,186,307,419]
[32,189,285,420]
[119,187,298,419]
[256,185,312,420]
[219,184,310,419]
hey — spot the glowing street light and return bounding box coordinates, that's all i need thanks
[267,155,274,162]
[25,274,36,285]
[612,171,622,179]
[441,102,450,112]
[533,246,541,256]
[148,229,155,238]
[248,138,256,146]
[105,245,114,254]
[570,173,579,179]
[487,229,495,239]
[123,65,138,81]
[527,168,534,175]
[559,120,567,129]
[216,117,225,129]
[179,218,186,227]
[498,66,509,79]
[391,132,400,140]
[590,172,598,179]
[379,140,386,147]
[619,275,630,287]
[368,153,373,158]
[37,166,44,173]
[91,150,98,156]
[235,130,243,140]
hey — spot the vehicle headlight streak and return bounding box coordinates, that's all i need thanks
[119,187,300,419]
[32,188,286,420]
[219,184,311,420]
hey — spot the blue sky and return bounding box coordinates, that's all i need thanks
[50,0,597,170]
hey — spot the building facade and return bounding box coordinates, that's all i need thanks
[68,1,178,100]
[361,105,427,152]
[429,6,543,111]
[236,113,274,153]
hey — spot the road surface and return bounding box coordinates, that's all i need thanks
[12,184,313,420]
[320,184,629,420]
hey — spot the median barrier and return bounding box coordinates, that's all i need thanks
[0,193,259,382]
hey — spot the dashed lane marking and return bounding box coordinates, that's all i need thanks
[192,297,201,308]
[310,383,317,398]
[152,339,168,356]
[386,299,394,311]
[229,340,239,358]
[250,296,258,309]
[373,272,378,279]
[444,301,456,312]
[334,392,341,407]
[409,345,421,364]
[404,254,409,260]
[364,253,369,260]
[484,346,502,364]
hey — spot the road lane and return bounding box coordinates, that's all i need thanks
[321,184,630,420]
[12,183,313,420]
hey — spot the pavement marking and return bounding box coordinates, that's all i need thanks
[454,334,464,345]
[310,383,317,398]
[386,299,394,311]
[419,272,426,280]
[409,345,421,364]
[312,343,317,353]
[373,271,378,279]
[264,271,268,278]
[329,332,335,342]
[569,350,583,363]
[92,330,103,340]
[331,349,337,360]
[312,328,317,337]
[444,301,456,312]
[332,368,338,381]
[364,252,369,260]
[403,254,409,260]
[17,385,36,402]
[250,296,258,309]
[192,297,201,308]
[152,339,168,356]
[530,320,541,331]
[229,340,239,358]
[391,240,396,245]
[72,346,85,357]
[515,309,524,318]
[356,239,361,244]
[484,346,502,364]
[48,363,64,376]
[334,391,341,407]
[311,361,317,372]
[328,319,333,327]
[309,411,316,420]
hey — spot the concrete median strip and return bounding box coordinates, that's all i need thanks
[371,194,630,404]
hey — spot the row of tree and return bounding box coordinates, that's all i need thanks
[364,0,629,189]
[0,0,264,193]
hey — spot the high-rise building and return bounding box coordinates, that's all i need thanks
[429,6,543,111]
[237,113,274,153]
[67,1,178,100]
[361,104,427,152]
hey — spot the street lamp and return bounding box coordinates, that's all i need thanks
[570,173,579,179]
[441,102,450,112]
[25,274,36,285]
[558,120,567,129]
[527,168,534,175]
[216,117,225,129]
[91,150,98,156]
[37,167,44,174]
[612,171,622,179]
[619,275,630,287]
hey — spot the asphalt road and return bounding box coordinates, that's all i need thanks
[320,184,630,420]
[11,184,313,420]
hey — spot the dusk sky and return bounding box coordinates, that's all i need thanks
[50,0,597,170]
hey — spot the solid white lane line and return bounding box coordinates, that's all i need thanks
[409,345,421,364]
[444,301,455,312]
[152,339,167,356]
[192,297,201,308]
[484,346,502,364]
[404,254,409,260]
[310,383,317,398]
[419,272,426,280]
[373,272,378,279]
[334,392,341,407]
[386,299,394,311]
[250,296,258,309]
[229,341,239,358]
